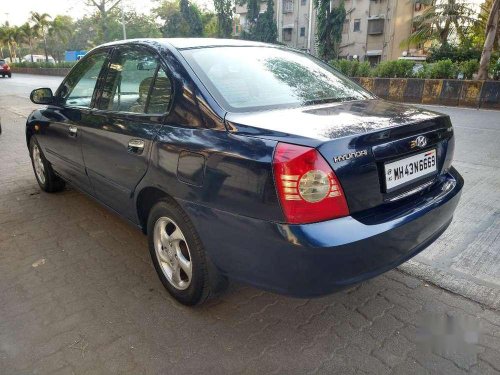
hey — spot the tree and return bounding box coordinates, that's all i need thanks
[85,0,122,42]
[201,11,218,37]
[154,0,203,37]
[213,0,233,37]
[0,26,12,59]
[402,0,478,49]
[30,12,52,62]
[180,0,203,36]
[314,0,346,61]
[478,0,500,78]
[253,0,277,43]
[20,23,40,62]
[47,16,73,62]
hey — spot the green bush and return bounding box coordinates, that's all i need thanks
[329,58,482,80]
[428,59,457,79]
[11,61,76,69]
[356,62,371,77]
[329,59,371,77]
[372,60,415,78]
[458,59,479,79]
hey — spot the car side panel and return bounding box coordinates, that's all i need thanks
[135,126,283,225]
[80,112,162,221]
[27,107,93,194]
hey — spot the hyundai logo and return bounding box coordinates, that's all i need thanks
[410,135,428,149]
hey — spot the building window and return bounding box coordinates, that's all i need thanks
[342,19,349,34]
[283,0,293,13]
[367,18,384,35]
[301,0,306,5]
[300,27,305,37]
[367,55,381,66]
[353,19,361,32]
[283,28,293,41]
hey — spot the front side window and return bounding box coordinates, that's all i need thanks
[59,52,108,108]
[181,46,372,112]
[99,48,171,114]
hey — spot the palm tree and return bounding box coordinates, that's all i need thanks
[9,26,25,62]
[0,26,8,59]
[30,12,52,63]
[20,23,40,63]
[48,16,73,62]
[0,25,19,61]
[401,0,478,49]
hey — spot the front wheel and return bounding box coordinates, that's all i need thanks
[147,199,227,305]
[29,136,65,192]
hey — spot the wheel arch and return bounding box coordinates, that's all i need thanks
[136,186,177,235]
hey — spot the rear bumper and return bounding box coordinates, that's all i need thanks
[179,167,463,297]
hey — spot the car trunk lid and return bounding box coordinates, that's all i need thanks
[225,99,455,215]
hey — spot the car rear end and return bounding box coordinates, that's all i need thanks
[210,103,462,297]
[0,59,11,77]
[178,43,463,296]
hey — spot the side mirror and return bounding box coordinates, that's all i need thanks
[30,88,54,105]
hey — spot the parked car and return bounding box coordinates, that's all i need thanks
[26,39,463,305]
[0,59,11,78]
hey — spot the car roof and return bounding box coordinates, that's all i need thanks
[98,38,274,51]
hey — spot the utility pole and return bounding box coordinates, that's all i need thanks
[121,0,127,40]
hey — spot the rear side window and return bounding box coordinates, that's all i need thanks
[99,48,172,114]
[147,69,172,114]
[59,52,108,108]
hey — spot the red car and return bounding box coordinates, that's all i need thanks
[0,59,11,78]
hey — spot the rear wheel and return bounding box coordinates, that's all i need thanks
[147,199,227,305]
[29,136,65,192]
[7,73,11,78]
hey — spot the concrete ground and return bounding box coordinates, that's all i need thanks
[0,74,499,374]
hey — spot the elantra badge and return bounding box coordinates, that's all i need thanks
[333,150,368,163]
[410,136,428,149]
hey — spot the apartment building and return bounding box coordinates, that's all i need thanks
[234,0,429,62]
[234,0,317,54]
[338,0,429,63]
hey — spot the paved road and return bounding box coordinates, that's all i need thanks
[401,105,500,309]
[0,74,499,374]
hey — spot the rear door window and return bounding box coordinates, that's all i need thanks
[146,69,173,114]
[99,47,169,114]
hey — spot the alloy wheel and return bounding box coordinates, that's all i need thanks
[32,144,46,185]
[153,216,192,290]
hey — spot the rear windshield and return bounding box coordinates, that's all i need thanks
[181,46,373,112]
[0,60,5,66]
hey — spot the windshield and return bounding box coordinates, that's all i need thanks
[0,60,5,66]
[181,46,373,112]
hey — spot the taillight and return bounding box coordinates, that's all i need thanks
[273,142,349,224]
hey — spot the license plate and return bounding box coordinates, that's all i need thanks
[384,149,437,191]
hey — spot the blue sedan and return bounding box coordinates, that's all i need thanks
[26,39,463,305]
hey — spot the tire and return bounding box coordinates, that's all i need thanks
[147,199,227,305]
[29,136,65,192]
[8,73,11,78]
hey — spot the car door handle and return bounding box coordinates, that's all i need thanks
[69,125,78,136]
[128,139,145,154]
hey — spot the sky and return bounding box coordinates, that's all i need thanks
[3,0,213,26]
